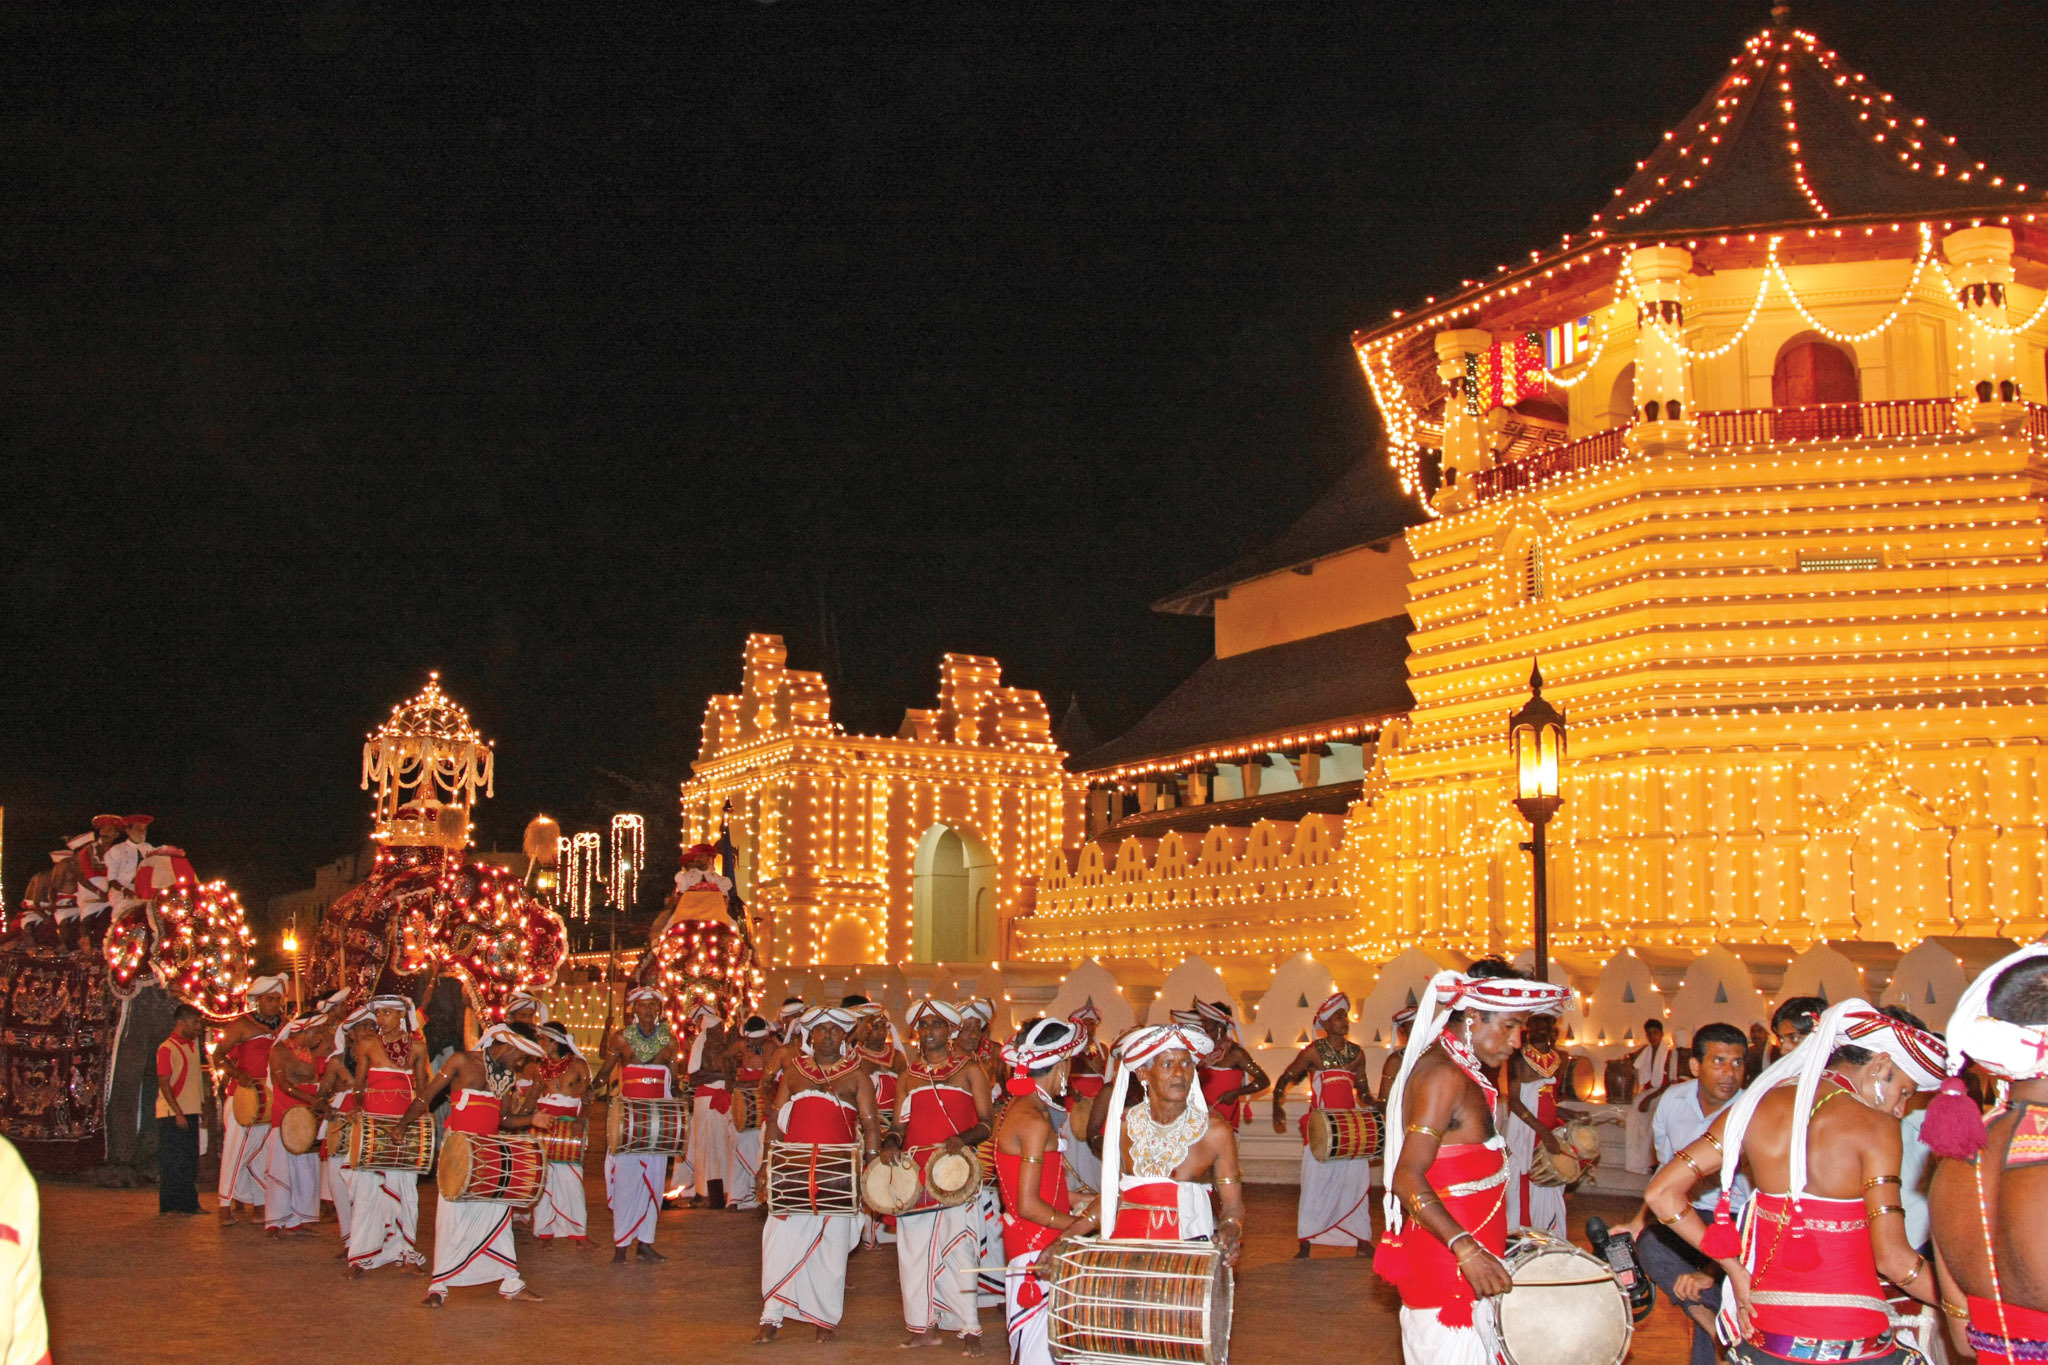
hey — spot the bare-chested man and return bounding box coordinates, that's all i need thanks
[756,1006,881,1344]
[595,987,680,1260]
[404,1022,547,1306]
[882,999,994,1351]
[1928,945,2048,1363]
[1379,965,1569,1365]
[1272,990,1375,1256]
[215,975,289,1225]
[1648,999,1946,1365]
[990,1018,1092,1365]
[727,1015,777,1212]
[264,1011,338,1235]
[1378,1005,1417,1103]
[340,997,430,1275]
[1090,1022,1245,1257]
[532,1020,592,1245]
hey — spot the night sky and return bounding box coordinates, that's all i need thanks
[3,0,2043,921]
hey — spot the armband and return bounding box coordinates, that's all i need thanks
[1863,1174,1901,1191]
[1676,1150,1705,1177]
[1405,1124,1443,1140]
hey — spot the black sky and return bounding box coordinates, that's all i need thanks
[3,0,2043,919]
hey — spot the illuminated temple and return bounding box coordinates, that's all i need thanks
[1016,17,2048,981]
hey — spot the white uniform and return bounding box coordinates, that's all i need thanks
[1504,1052,1566,1234]
[606,1063,672,1248]
[101,838,152,922]
[533,1094,588,1242]
[1623,1039,1673,1174]
[759,1088,862,1331]
[1296,1065,1376,1246]
[428,1090,525,1299]
[895,1075,984,1341]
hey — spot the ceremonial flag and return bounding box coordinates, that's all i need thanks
[1540,316,1593,372]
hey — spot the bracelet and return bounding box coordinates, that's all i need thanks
[1940,1299,1969,1321]
[1213,1176,1240,1187]
[1864,1174,1901,1190]
[1676,1150,1705,1177]
[1449,1232,1483,1258]
[1902,1254,1928,1286]
[1406,1124,1443,1140]
[1868,1204,1905,1221]
[1408,1191,1442,1213]
[1657,1208,1691,1227]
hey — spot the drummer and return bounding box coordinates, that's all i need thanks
[1926,945,2048,1363]
[1062,1002,1108,1203]
[684,999,736,1210]
[851,1002,905,1248]
[1645,1001,1946,1365]
[403,1023,549,1306]
[1377,963,1570,1365]
[990,1018,1093,1365]
[1503,1010,1570,1236]
[345,996,430,1276]
[595,986,679,1263]
[264,1011,337,1236]
[1177,1000,1268,1131]
[1379,1004,1417,1103]
[882,998,994,1352]
[955,998,1003,1103]
[756,1006,882,1344]
[215,975,289,1227]
[532,1021,591,1246]
[1090,1021,1246,1254]
[726,1016,776,1212]
[955,997,1009,1311]
[1271,991,1375,1258]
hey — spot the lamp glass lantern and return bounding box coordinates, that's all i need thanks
[1508,661,1566,982]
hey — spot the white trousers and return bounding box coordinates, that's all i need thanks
[760,1212,859,1329]
[534,1162,587,1241]
[219,1113,272,1206]
[729,1125,763,1210]
[1398,1306,1496,1365]
[1624,1098,1658,1174]
[1005,1254,1053,1365]
[1297,1148,1376,1246]
[264,1143,320,1229]
[429,1196,524,1298]
[348,1168,423,1270]
[325,1155,352,1234]
[689,1094,731,1196]
[605,1152,667,1247]
[896,1204,982,1338]
[1504,1118,1567,1235]
[975,1185,1005,1307]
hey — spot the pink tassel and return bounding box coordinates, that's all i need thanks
[1921,1074,1989,1159]
[1698,1194,1741,1260]
[1372,1233,1411,1283]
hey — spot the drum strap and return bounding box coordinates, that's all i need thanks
[1751,1291,1899,1319]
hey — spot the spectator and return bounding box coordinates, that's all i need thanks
[1745,1021,1769,1082]
[1624,1018,1675,1173]
[155,1003,206,1215]
[1771,995,1827,1058]
[1622,1021,1749,1365]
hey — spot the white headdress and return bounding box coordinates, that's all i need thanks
[798,1007,859,1056]
[909,999,963,1030]
[1313,991,1351,1030]
[1924,944,2048,1158]
[1098,1024,1216,1241]
[478,1023,544,1059]
[539,1020,585,1062]
[246,974,288,1001]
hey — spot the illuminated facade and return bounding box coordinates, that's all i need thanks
[1020,19,2048,972]
[679,634,1082,967]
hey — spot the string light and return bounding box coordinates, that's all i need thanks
[608,814,644,909]
[565,832,603,921]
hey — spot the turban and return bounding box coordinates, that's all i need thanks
[368,995,420,1031]
[1392,1003,1419,1028]
[478,1024,544,1059]
[626,987,666,1008]
[1314,992,1351,1030]
[799,1007,858,1056]
[331,1005,374,1056]
[1923,944,2048,1158]
[958,997,995,1024]
[779,1000,805,1019]
[740,1016,773,1039]
[539,1020,585,1062]
[1380,970,1571,1242]
[247,975,289,1000]
[1068,1000,1102,1027]
[506,990,548,1022]
[1700,997,1946,1255]
[1002,1018,1084,1077]
[1099,1024,1216,1238]
[909,999,963,1029]
[317,989,351,1015]
[689,1000,722,1025]
[1168,1007,1205,1027]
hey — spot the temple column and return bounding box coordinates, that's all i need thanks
[1943,226,2029,427]
[1625,246,1696,455]
[1433,328,1492,513]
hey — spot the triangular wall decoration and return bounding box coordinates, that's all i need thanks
[1714,984,1728,1004]
[1622,983,1636,1003]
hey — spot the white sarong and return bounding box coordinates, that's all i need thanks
[605,1151,667,1247]
[219,1111,272,1206]
[729,1123,763,1210]
[1398,1305,1497,1365]
[760,1212,860,1329]
[896,1203,982,1339]
[428,1195,524,1298]
[689,1090,732,1197]
[1297,1144,1376,1245]
[1504,1107,1566,1235]
[264,1141,320,1230]
[348,1168,423,1271]
[975,1184,1005,1306]
[325,1153,353,1235]
[535,1161,588,1241]
[1005,1254,1053,1365]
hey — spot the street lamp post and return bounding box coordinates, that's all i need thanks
[283,914,303,1014]
[1508,661,1567,986]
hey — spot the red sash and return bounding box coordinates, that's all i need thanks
[447,1089,501,1135]
[1743,1193,1885,1342]
[1395,1142,1508,1326]
[783,1091,858,1145]
[538,1094,582,1118]
[1968,1294,2048,1363]
[1109,1180,1182,1241]
[1200,1067,1247,1129]
[621,1064,669,1100]
[363,1068,413,1117]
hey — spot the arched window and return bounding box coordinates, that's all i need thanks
[1773,339,1859,406]
[1606,363,1636,430]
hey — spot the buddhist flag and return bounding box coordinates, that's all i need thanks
[1540,316,1594,372]
[1467,336,1545,413]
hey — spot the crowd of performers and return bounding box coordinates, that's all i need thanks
[13,813,166,947]
[190,940,2048,1365]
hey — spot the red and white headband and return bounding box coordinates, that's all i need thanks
[1314,992,1351,1028]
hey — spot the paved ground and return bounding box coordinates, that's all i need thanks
[41,1176,1693,1363]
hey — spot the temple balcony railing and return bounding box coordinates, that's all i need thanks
[1465,398,2047,506]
